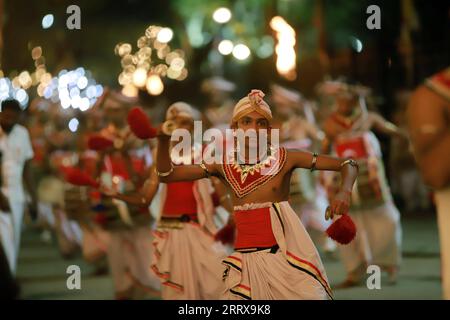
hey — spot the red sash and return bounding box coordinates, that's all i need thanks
[234,207,277,249]
[162,181,198,216]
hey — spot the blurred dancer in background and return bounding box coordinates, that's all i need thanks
[104,101,231,299]
[319,80,404,287]
[270,84,336,256]
[94,90,159,299]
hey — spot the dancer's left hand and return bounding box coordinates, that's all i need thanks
[326,190,351,220]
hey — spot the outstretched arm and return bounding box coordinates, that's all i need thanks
[156,133,221,183]
[288,150,358,217]
[370,112,406,138]
[101,165,159,207]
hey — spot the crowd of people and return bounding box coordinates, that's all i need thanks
[0,67,448,299]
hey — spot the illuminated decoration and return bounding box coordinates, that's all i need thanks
[146,74,164,96]
[132,68,148,87]
[41,68,103,111]
[68,118,79,133]
[157,27,174,43]
[218,40,234,55]
[1,45,52,108]
[213,7,232,24]
[270,16,297,81]
[232,44,251,60]
[122,84,139,98]
[350,36,363,53]
[31,46,42,60]
[174,1,275,62]
[42,14,54,29]
[18,71,32,89]
[115,25,188,96]
[0,77,29,108]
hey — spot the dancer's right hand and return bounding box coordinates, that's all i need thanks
[156,121,176,137]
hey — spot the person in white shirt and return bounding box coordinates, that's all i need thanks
[0,99,36,274]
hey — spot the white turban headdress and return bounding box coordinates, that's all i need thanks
[166,101,194,121]
[231,89,272,125]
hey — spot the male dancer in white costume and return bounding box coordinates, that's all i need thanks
[155,90,358,300]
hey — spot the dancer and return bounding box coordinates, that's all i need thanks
[94,90,159,299]
[319,80,403,287]
[64,113,110,272]
[103,101,231,299]
[407,66,450,299]
[155,90,358,300]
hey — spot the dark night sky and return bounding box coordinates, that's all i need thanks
[1,0,449,105]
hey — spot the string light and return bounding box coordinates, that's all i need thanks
[213,8,232,24]
[146,74,164,95]
[42,14,54,29]
[218,40,234,55]
[157,28,174,43]
[68,118,79,132]
[114,24,189,96]
[0,77,29,108]
[40,68,103,111]
[232,44,251,60]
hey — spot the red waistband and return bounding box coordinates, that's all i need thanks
[162,181,197,215]
[234,207,277,250]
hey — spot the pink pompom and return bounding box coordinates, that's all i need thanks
[326,214,356,245]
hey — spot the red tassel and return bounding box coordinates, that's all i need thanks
[127,107,157,139]
[87,134,113,151]
[326,214,356,245]
[63,166,100,189]
[214,223,236,246]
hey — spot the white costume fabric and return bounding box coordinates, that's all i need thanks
[222,202,332,300]
[0,124,34,274]
[325,119,402,277]
[152,175,228,299]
